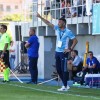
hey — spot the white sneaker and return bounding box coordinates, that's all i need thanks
[76,71,83,77]
[57,86,68,91]
[67,85,70,90]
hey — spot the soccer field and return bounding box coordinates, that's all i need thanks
[0,81,100,100]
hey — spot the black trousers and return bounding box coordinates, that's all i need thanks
[55,52,69,87]
[81,68,98,85]
[29,56,38,83]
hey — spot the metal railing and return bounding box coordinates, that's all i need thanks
[31,0,99,24]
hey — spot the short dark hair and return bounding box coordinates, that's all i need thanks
[73,50,78,55]
[10,41,14,44]
[1,24,7,31]
[30,27,35,33]
[88,51,93,55]
[59,18,66,25]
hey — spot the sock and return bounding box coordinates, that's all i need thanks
[3,68,7,81]
[6,68,10,81]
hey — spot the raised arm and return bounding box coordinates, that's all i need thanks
[37,13,54,28]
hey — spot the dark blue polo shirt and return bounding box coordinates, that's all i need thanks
[86,56,100,69]
[27,35,39,57]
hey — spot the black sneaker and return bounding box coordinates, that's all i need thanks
[26,81,37,84]
[6,81,10,82]
[2,80,10,83]
[2,80,6,83]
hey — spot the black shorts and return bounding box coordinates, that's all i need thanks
[0,50,10,68]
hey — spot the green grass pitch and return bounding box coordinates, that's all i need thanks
[0,81,100,100]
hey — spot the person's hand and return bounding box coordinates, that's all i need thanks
[82,67,85,71]
[88,66,92,68]
[36,13,41,18]
[63,49,71,54]
[82,66,88,71]
[1,54,4,59]
[68,60,72,64]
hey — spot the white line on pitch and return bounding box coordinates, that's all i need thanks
[0,82,100,100]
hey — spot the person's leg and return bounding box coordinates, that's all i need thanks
[67,63,73,80]
[72,67,78,77]
[3,51,10,82]
[60,53,69,87]
[81,68,88,85]
[29,57,38,83]
[5,67,10,81]
[88,68,98,74]
[56,52,69,91]
[3,69,7,81]
[9,57,12,68]
[55,52,63,81]
[61,9,65,18]
[11,57,15,70]
[68,70,73,80]
[78,6,82,16]
[10,57,13,70]
[3,67,10,82]
[32,58,38,83]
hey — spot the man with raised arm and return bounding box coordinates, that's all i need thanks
[37,13,78,91]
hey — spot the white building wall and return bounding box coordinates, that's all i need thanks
[75,35,100,60]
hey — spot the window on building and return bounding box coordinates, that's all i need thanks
[0,4,3,11]
[15,5,18,9]
[6,5,11,12]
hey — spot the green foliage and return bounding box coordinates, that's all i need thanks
[2,14,25,21]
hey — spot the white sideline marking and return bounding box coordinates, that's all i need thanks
[0,82,100,100]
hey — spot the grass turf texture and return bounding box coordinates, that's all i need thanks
[0,81,100,100]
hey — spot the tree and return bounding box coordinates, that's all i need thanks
[2,14,24,21]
